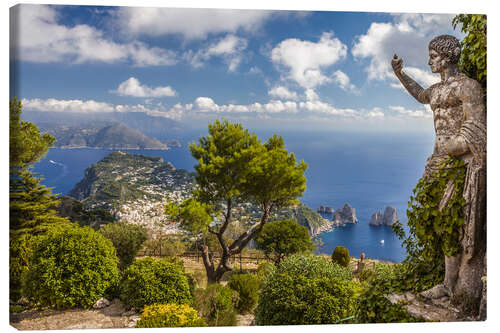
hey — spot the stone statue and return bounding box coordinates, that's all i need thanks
[391,35,486,314]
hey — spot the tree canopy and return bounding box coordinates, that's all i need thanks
[255,219,315,266]
[167,120,307,282]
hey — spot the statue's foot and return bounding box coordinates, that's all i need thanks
[420,284,450,299]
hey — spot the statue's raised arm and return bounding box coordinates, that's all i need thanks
[391,54,431,104]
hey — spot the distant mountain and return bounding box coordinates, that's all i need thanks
[22,111,185,139]
[38,123,179,150]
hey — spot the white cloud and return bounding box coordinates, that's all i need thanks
[352,14,460,83]
[115,7,273,40]
[366,107,385,118]
[298,100,357,116]
[271,32,347,89]
[305,89,319,101]
[389,105,433,118]
[332,70,356,91]
[22,98,183,119]
[11,4,177,66]
[185,34,247,71]
[112,77,177,98]
[22,98,115,113]
[268,86,298,100]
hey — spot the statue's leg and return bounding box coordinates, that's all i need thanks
[420,255,459,299]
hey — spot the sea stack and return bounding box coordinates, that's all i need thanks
[333,203,358,225]
[369,206,398,226]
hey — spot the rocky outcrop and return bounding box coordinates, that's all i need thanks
[369,206,398,226]
[333,203,357,225]
[317,206,334,214]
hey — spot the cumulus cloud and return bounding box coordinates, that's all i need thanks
[114,7,273,40]
[298,100,357,116]
[11,4,177,66]
[271,32,347,89]
[22,98,183,119]
[185,34,248,71]
[352,13,460,82]
[268,86,298,100]
[332,70,356,91]
[112,77,177,98]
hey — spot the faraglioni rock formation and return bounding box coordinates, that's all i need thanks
[369,206,398,226]
[333,203,357,225]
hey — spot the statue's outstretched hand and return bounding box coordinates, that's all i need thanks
[392,54,403,75]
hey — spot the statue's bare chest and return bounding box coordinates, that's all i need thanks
[430,79,464,136]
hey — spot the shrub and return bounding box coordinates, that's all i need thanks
[194,284,238,326]
[255,219,315,265]
[279,253,353,281]
[120,257,192,309]
[255,253,359,325]
[331,246,351,267]
[136,304,207,328]
[24,223,119,309]
[99,222,148,270]
[355,263,424,323]
[256,261,275,280]
[228,273,260,313]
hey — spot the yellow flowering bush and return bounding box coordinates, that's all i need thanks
[136,303,207,328]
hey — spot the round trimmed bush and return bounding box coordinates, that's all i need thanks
[331,246,351,267]
[194,284,238,326]
[136,304,207,328]
[228,273,260,313]
[24,223,119,309]
[120,257,192,309]
[255,253,359,325]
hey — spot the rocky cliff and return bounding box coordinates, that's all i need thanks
[369,206,398,226]
[333,203,358,225]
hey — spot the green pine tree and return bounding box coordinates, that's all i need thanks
[9,97,69,301]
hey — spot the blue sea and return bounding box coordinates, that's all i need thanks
[33,129,434,263]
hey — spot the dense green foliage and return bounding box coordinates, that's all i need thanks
[255,253,358,325]
[255,219,314,265]
[24,223,119,309]
[355,263,425,323]
[194,284,238,326]
[256,261,275,279]
[453,14,487,91]
[9,232,36,301]
[228,273,261,313]
[99,222,148,270]
[331,246,351,267]
[136,304,207,328]
[119,257,192,309]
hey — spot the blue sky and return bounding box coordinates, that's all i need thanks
[10,4,465,132]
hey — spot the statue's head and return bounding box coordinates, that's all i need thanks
[428,35,461,73]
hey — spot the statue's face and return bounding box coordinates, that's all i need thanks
[428,49,448,73]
